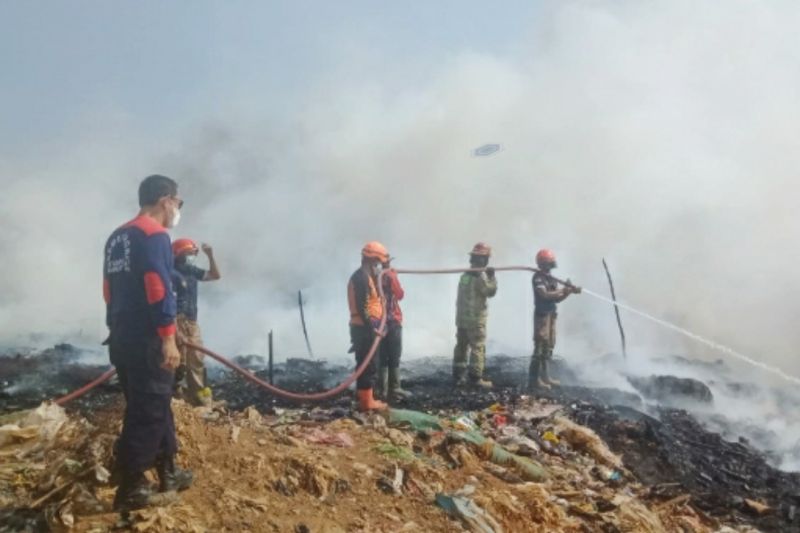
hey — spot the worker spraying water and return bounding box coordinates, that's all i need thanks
[528,249,581,391]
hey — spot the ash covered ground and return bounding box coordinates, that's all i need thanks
[3,344,800,532]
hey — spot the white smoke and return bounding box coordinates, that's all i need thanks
[2,1,800,389]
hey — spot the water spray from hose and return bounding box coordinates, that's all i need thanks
[580,288,800,386]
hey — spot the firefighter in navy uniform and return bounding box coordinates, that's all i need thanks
[103,175,193,512]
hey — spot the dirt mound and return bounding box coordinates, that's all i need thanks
[2,395,764,533]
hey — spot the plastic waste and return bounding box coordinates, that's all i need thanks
[496,434,541,456]
[386,408,443,432]
[488,403,506,413]
[543,431,559,444]
[491,414,507,428]
[374,443,416,462]
[448,431,548,482]
[454,415,477,431]
[0,402,67,451]
[435,493,502,533]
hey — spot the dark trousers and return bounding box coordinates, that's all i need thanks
[350,325,377,390]
[379,324,402,369]
[110,335,177,474]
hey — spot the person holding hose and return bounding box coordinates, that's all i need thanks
[376,256,410,402]
[348,241,390,411]
[528,248,581,390]
[103,175,193,512]
[171,239,221,406]
[453,242,497,389]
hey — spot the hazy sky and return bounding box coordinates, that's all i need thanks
[0,1,538,151]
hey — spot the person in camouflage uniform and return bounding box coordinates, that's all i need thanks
[453,242,497,388]
[528,248,580,390]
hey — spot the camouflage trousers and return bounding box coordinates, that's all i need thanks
[176,315,208,402]
[532,312,557,361]
[453,325,486,381]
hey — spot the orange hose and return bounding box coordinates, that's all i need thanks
[53,368,117,406]
[54,266,572,405]
[184,265,571,402]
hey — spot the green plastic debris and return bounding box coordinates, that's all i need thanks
[449,430,487,447]
[385,410,548,482]
[387,408,443,432]
[449,430,547,482]
[374,443,416,462]
[63,458,84,474]
[484,443,547,482]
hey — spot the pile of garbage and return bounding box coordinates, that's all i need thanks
[1,393,768,532]
[0,402,116,531]
[4,346,800,531]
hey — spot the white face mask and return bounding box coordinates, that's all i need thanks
[371,262,383,276]
[167,205,181,228]
[184,254,196,266]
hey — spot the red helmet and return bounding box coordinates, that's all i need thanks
[536,249,556,268]
[470,242,492,257]
[172,238,198,257]
[362,241,389,262]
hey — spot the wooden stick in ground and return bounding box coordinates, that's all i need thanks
[298,290,314,358]
[602,258,627,359]
[30,465,95,508]
[268,330,274,385]
[655,494,691,511]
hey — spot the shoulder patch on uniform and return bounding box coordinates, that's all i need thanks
[122,215,167,237]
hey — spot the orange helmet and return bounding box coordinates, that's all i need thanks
[362,241,389,262]
[536,249,557,268]
[470,242,492,257]
[172,238,198,257]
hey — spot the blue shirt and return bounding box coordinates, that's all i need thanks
[172,262,206,321]
[103,216,177,342]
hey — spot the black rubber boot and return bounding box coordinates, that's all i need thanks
[109,439,123,487]
[453,364,468,388]
[528,354,550,391]
[469,375,493,389]
[375,365,389,399]
[113,471,155,512]
[527,355,538,391]
[388,367,411,401]
[156,456,193,493]
[542,353,560,386]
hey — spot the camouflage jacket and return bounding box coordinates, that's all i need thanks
[455,272,498,328]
